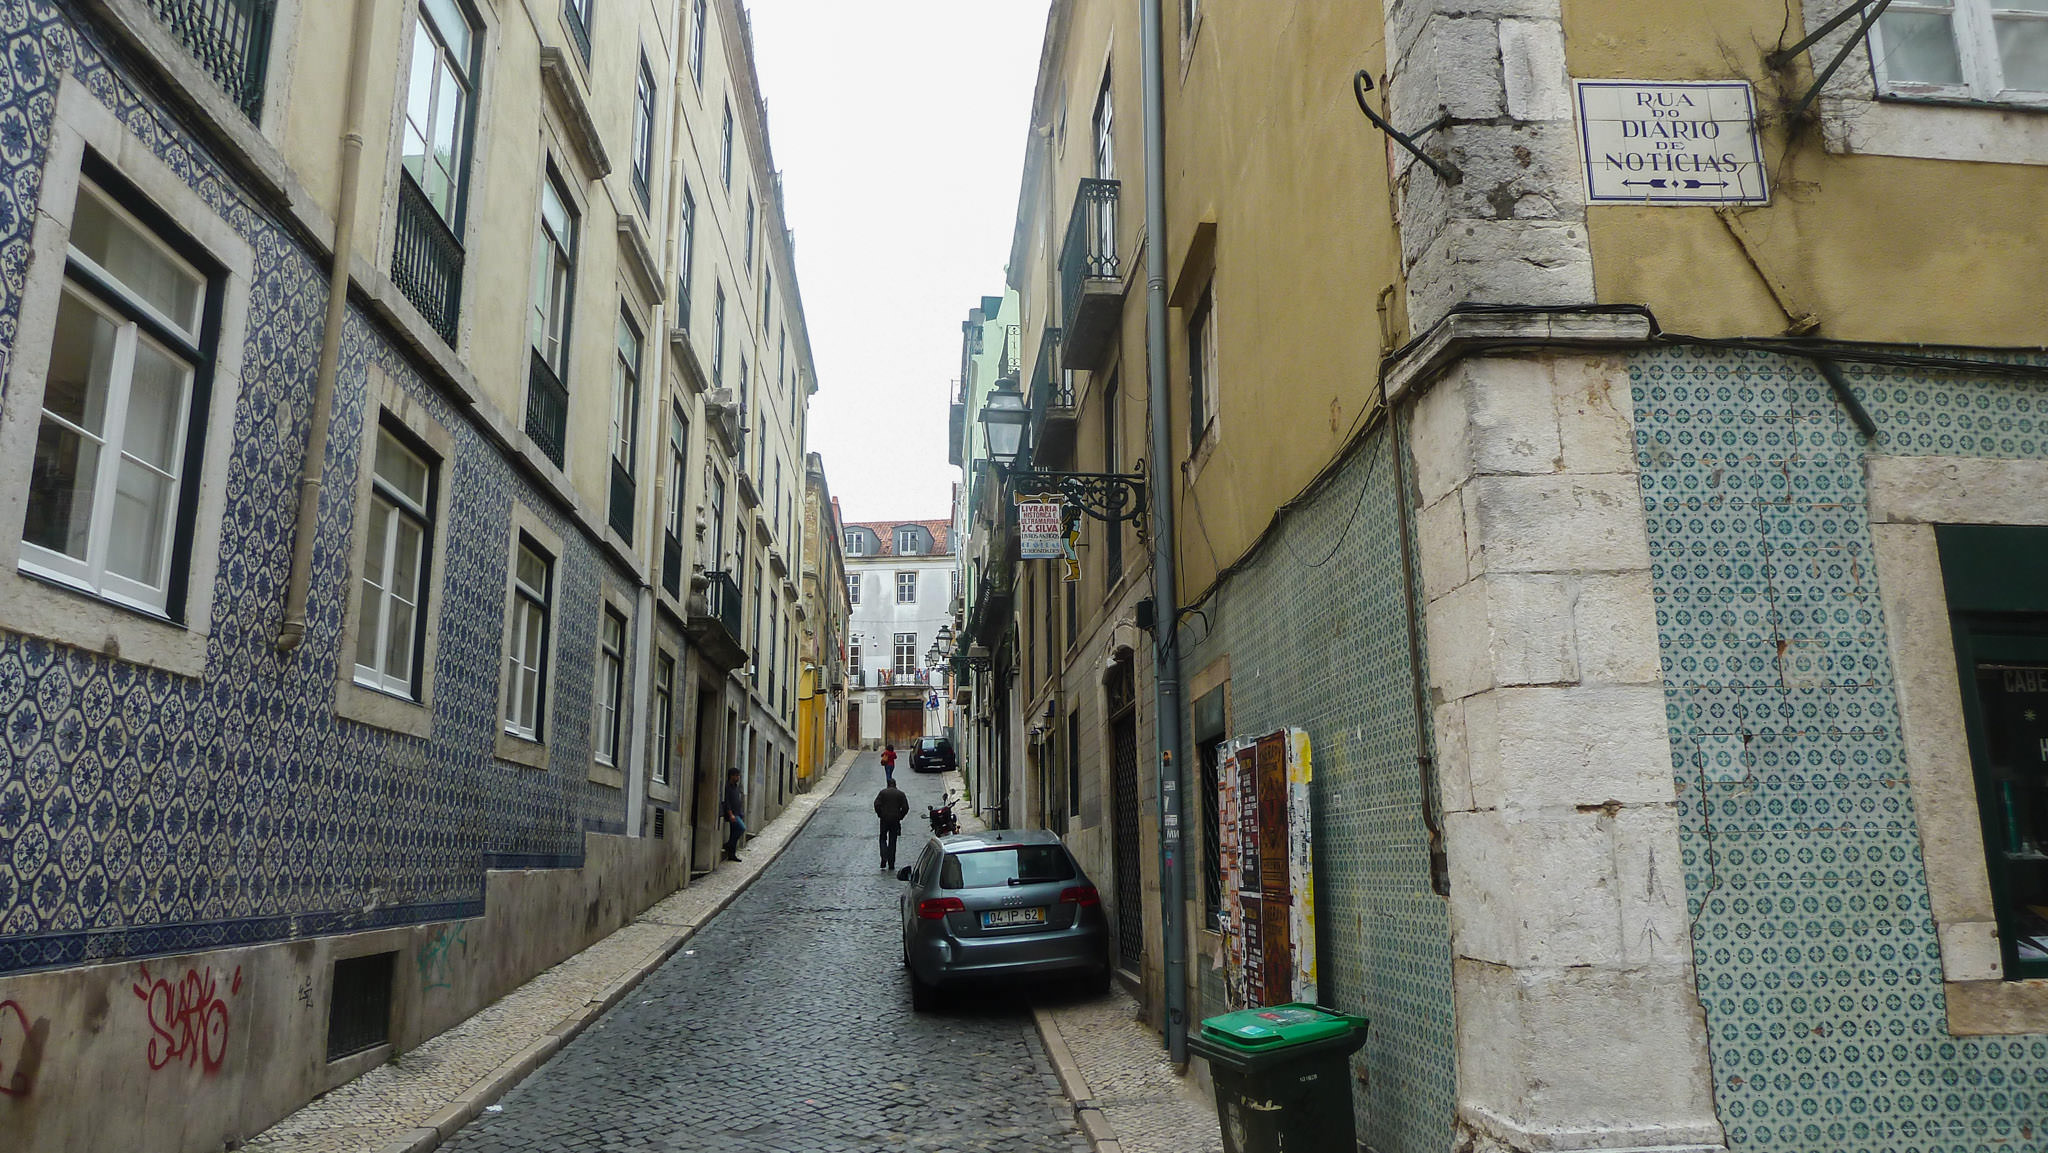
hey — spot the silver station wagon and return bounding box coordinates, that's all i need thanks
[897,830,1112,1009]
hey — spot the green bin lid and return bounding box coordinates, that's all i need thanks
[1196,1003,1362,1052]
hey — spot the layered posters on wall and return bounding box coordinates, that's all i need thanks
[1217,728,1316,1009]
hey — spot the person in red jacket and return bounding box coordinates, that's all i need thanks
[880,743,897,784]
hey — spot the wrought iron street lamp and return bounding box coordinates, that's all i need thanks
[978,383,1147,526]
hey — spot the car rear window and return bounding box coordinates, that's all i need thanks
[941,845,1076,890]
[920,738,945,751]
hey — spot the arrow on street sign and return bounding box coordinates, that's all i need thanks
[1620,178,1730,190]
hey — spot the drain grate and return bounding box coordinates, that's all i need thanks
[326,951,394,1061]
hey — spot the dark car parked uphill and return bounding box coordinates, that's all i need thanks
[910,736,956,773]
[897,829,1111,1010]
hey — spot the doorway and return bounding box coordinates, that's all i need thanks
[1107,657,1143,976]
[885,700,923,747]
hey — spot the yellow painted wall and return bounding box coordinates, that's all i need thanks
[1564,0,2048,346]
[1159,1,1404,603]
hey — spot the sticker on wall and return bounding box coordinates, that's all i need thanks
[1217,728,1316,1009]
[1573,79,1769,205]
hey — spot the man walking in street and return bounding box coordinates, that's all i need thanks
[721,768,746,862]
[874,777,910,870]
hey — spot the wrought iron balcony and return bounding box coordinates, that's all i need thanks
[1028,327,1077,465]
[608,460,635,543]
[661,528,683,598]
[687,570,746,671]
[146,0,277,121]
[525,350,569,468]
[392,171,464,346]
[1059,179,1122,367]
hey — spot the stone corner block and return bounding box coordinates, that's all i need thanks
[1465,472,1653,575]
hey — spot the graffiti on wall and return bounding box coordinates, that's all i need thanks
[417,924,469,991]
[0,998,46,1096]
[133,964,241,1073]
[1218,729,1317,1009]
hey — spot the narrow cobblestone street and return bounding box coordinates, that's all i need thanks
[437,755,1089,1153]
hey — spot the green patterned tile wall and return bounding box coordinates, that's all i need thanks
[1178,426,1454,1153]
[1631,346,2048,1153]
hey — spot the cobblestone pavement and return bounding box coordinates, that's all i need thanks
[438,756,1090,1153]
[245,753,857,1153]
[947,774,1222,1153]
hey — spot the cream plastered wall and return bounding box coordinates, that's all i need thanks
[1562,0,2048,346]
[1159,0,1406,605]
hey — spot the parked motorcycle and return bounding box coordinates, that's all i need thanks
[927,791,960,837]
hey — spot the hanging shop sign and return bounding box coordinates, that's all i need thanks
[1218,728,1317,1009]
[1574,79,1768,206]
[1018,496,1066,560]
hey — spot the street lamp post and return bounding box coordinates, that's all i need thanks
[978,384,1147,526]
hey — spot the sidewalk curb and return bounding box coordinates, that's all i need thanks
[1032,1005,1125,1153]
[379,750,861,1153]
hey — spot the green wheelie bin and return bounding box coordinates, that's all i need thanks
[1186,1003,1370,1153]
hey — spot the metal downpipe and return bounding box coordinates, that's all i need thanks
[277,0,376,651]
[1139,0,1189,1064]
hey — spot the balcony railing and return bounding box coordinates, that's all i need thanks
[1059,179,1122,365]
[608,460,635,543]
[392,172,464,346]
[702,570,743,644]
[997,323,1022,381]
[859,668,944,689]
[661,529,684,598]
[1028,326,1077,463]
[146,0,277,121]
[525,350,569,468]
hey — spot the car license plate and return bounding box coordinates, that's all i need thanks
[982,907,1046,928]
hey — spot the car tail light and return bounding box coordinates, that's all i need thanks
[917,897,966,920]
[1059,885,1100,907]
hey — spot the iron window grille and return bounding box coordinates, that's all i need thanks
[325,952,393,1062]
[145,0,277,121]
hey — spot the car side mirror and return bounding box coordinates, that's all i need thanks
[897,867,914,882]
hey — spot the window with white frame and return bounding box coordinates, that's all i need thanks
[677,183,696,322]
[896,570,917,604]
[596,605,626,765]
[848,640,862,676]
[1872,0,2048,104]
[21,174,217,618]
[847,573,860,604]
[653,650,674,785]
[1188,285,1218,444]
[609,310,641,538]
[894,632,918,676]
[354,424,437,698]
[845,529,866,555]
[666,403,688,547]
[529,171,576,379]
[504,535,553,741]
[689,0,707,87]
[631,54,656,208]
[721,99,735,190]
[896,527,921,555]
[744,192,756,267]
[402,0,477,226]
[712,282,727,383]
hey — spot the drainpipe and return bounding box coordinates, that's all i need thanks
[278,0,376,652]
[1139,0,1189,1064]
[626,296,666,839]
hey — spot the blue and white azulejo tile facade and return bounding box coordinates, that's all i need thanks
[1632,346,2048,1153]
[0,0,631,976]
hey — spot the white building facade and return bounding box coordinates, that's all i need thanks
[843,519,955,748]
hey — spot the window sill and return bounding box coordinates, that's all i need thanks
[589,759,625,789]
[1945,978,2048,1035]
[335,677,433,739]
[1818,90,2048,166]
[496,729,550,770]
[0,564,206,679]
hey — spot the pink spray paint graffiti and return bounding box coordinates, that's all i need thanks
[0,998,45,1097]
[132,964,242,1073]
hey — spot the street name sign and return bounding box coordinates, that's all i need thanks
[1017,497,1065,560]
[1574,79,1768,206]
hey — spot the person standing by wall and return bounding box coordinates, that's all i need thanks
[721,768,747,862]
[874,778,910,870]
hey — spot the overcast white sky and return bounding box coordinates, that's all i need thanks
[748,1,1049,527]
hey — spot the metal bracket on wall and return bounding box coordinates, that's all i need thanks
[1353,71,1461,185]
[1767,0,1896,121]
[1008,469,1149,528]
